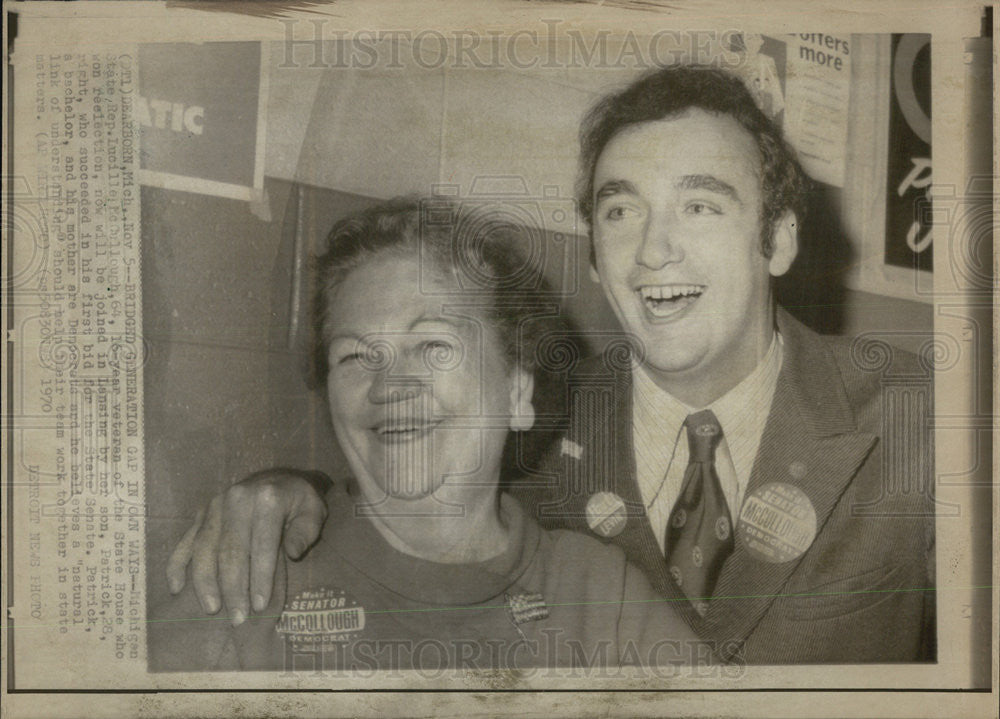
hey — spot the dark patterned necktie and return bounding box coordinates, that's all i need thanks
[664,409,734,615]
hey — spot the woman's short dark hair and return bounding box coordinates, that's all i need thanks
[576,64,810,258]
[308,195,555,388]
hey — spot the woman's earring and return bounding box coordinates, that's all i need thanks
[510,403,535,432]
[509,370,535,432]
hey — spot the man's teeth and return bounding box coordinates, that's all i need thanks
[639,284,704,301]
[378,422,433,434]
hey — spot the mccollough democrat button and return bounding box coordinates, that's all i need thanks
[737,482,817,563]
[276,587,366,653]
[585,491,627,538]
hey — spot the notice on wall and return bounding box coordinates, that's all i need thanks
[782,33,852,187]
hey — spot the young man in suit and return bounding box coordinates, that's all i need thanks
[168,65,935,663]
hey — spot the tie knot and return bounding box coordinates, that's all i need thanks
[684,409,722,463]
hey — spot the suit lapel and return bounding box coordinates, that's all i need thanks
[574,363,706,631]
[703,311,877,654]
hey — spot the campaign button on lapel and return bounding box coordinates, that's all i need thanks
[585,491,627,538]
[737,482,817,563]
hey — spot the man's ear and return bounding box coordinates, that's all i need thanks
[768,211,799,277]
[508,368,535,432]
[588,239,601,283]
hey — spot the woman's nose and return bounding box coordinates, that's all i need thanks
[366,368,428,405]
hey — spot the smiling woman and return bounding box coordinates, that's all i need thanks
[148,195,707,673]
[314,201,537,562]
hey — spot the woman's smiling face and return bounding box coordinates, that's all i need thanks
[324,251,524,504]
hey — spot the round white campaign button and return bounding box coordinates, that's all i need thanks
[585,492,627,538]
[737,482,817,563]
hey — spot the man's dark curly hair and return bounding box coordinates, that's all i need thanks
[576,64,811,260]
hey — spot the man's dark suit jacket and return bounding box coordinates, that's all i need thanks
[510,309,935,664]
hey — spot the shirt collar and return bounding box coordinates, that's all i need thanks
[712,332,783,443]
[631,357,690,461]
[632,332,784,450]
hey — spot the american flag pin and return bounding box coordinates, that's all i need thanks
[505,591,549,626]
[560,438,583,460]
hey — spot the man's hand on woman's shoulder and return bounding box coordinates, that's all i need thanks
[166,468,332,625]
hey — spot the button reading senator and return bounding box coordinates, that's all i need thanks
[585,491,627,538]
[737,482,817,563]
[277,587,366,653]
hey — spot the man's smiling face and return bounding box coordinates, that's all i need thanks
[590,108,796,406]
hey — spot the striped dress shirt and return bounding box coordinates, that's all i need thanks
[632,333,784,553]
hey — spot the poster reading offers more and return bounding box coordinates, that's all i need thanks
[729,33,852,188]
[781,33,852,188]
